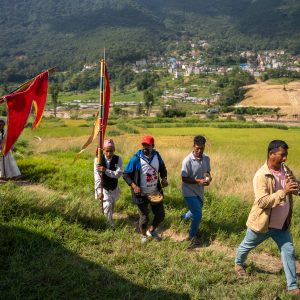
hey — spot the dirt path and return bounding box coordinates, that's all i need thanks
[162,228,300,274]
[7,180,300,275]
[114,212,300,274]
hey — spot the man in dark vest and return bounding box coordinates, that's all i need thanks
[94,139,123,228]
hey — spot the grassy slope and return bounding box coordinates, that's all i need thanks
[1,118,300,299]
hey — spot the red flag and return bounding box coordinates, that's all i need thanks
[2,71,48,155]
[32,72,49,128]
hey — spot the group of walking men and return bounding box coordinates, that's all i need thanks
[95,135,300,296]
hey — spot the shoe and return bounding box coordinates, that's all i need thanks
[235,264,247,277]
[109,220,116,230]
[187,236,201,250]
[289,288,300,297]
[141,235,148,244]
[146,230,162,241]
[181,211,192,221]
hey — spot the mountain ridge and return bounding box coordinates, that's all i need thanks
[0,0,299,81]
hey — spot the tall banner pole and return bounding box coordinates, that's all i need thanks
[98,58,105,214]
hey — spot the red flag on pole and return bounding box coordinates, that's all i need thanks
[74,62,110,162]
[2,71,48,155]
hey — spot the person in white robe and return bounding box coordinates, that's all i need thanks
[0,119,21,179]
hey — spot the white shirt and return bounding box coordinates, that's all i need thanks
[139,154,159,195]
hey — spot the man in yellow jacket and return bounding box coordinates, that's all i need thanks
[235,140,300,297]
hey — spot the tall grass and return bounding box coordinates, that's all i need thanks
[2,118,300,299]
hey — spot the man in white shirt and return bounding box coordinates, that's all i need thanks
[181,135,211,249]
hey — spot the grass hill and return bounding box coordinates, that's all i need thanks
[1,118,300,299]
[0,0,300,81]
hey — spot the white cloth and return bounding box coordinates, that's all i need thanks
[140,154,159,195]
[0,129,21,179]
[94,156,123,226]
[0,150,21,179]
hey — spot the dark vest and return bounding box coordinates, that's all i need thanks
[101,154,119,191]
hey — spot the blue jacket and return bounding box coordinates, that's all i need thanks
[123,149,167,204]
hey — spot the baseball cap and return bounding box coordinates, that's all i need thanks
[141,135,154,146]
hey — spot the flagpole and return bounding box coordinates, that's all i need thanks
[98,56,105,214]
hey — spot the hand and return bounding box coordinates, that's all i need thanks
[285,174,296,183]
[196,178,209,186]
[131,183,141,195]
[97,166,106,173]
[283,180,299,195]
[98,193,104,201]
[161,178,168,188]
[203,173,212,185]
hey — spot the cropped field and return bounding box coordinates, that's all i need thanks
[1,118,300,299]
[240,80,300,116]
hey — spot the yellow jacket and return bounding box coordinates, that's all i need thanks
[246,162,293,233]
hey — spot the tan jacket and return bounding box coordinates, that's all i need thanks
[246,162,293,233]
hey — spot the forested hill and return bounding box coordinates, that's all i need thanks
[0,0,300,81]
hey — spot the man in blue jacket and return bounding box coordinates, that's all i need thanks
[123,135,168,243]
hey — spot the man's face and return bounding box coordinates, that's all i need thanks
[142,143,153,156]
[104,146,114,159]
[270,146,288,166]
[193,143,205,159]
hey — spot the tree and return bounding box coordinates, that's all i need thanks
[118,68,135,92]
[143,90,154,116]
[136,103,144,116]
[49,83,60,118]
[136,72,159,91]
[260,72,269,82]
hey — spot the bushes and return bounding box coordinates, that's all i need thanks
[106,130,122,137]
[158,108,187,118]
[234,107,280,115]
[116,123,139,134]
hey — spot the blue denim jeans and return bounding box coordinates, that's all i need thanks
[235,228,298,290]
[184,196,203,238]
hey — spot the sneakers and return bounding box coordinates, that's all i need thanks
[181,211,193,221]
[141,230,162,243]
[146,229,162,241]
[235,264,247,277]
[289,288,300,297]
[141,235,148,244]
[187,236,202,250]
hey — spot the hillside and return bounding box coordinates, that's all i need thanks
[0,0,300,81]
[238,80,300,116]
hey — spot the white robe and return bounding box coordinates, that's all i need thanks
[0,150,21,179]
[0,129,21,179]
